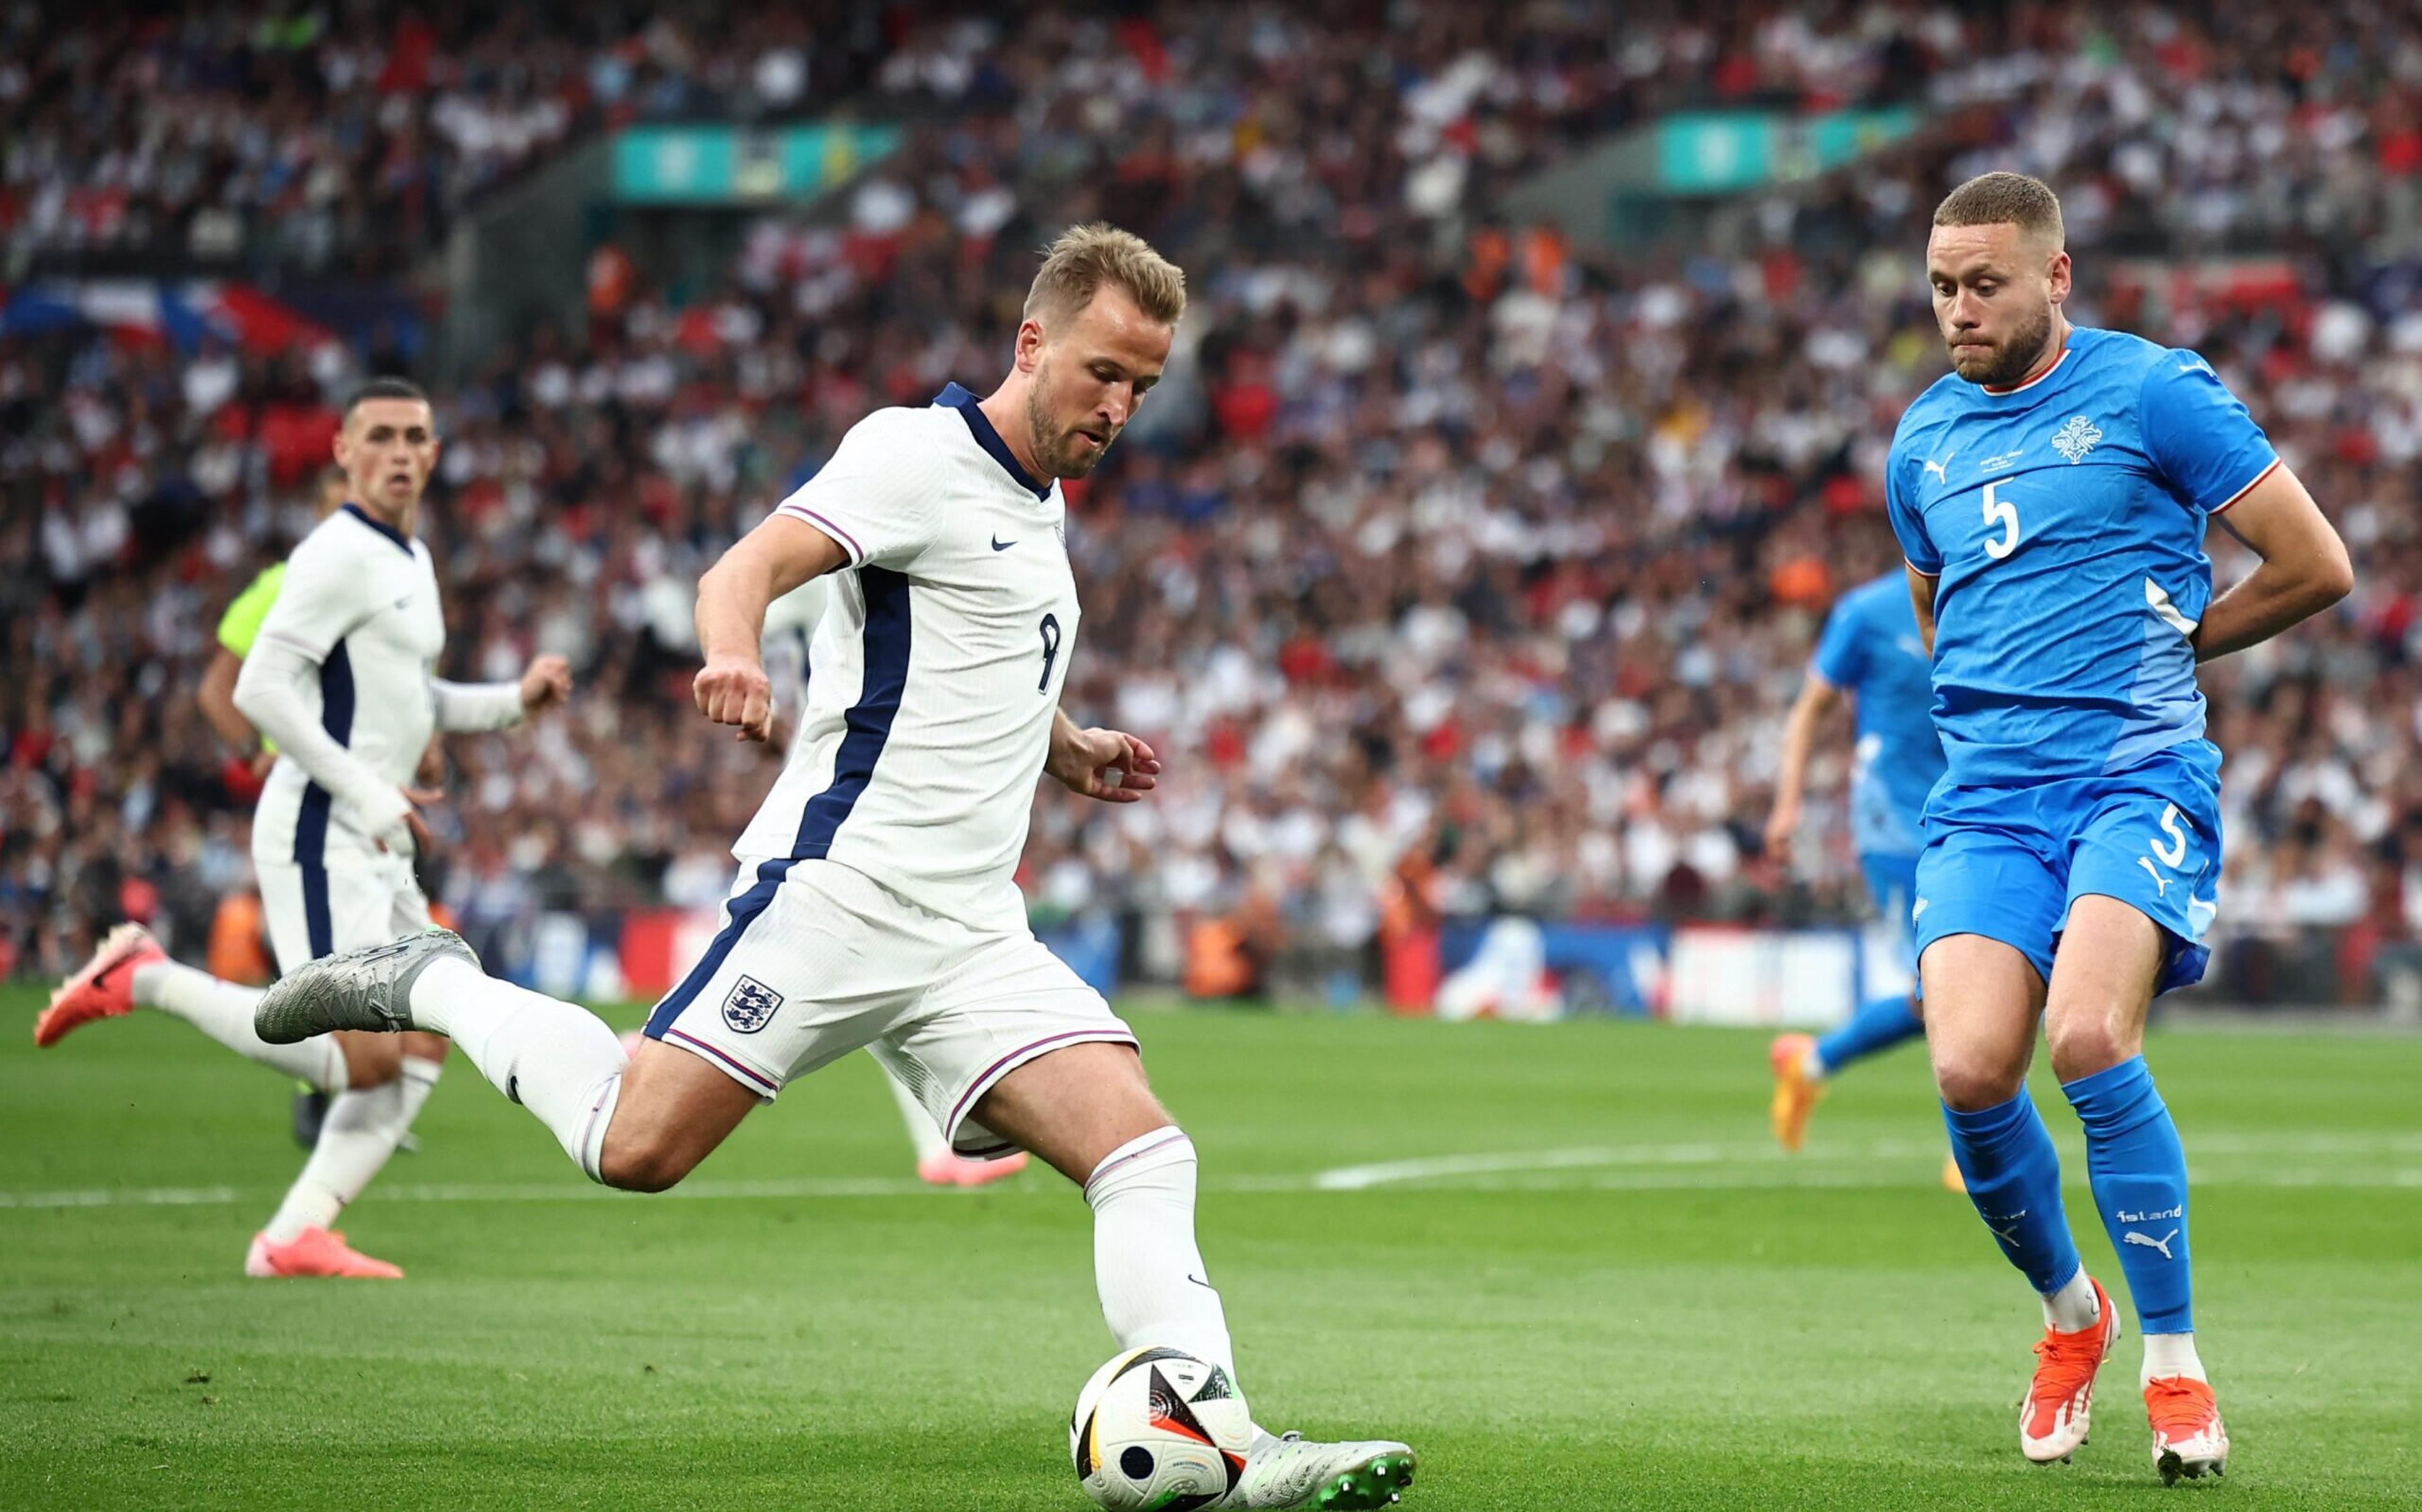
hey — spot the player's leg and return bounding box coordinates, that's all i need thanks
[911,934,1412,1511]
[1916,815,2117,1462]
[251,862,431,1277]
[2052,772,2227,1482]
[972,1040,1413,1510]
[35,914,351,1095]
[1771,852,1926,1151]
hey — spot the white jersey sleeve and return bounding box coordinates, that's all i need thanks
[772,409,947,571]
[253,525,373,659]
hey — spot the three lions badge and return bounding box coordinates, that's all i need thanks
[721,975,783,1034]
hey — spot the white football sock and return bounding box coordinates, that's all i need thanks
[263,1079,402,1242]
[407,955,627,1178]
[883,1056,951,1164]
[2042,1269,2101,1332]
[132,960,345,1090]
[396,1053,443,1131]
[1801,1047,1830,1081]
[2142,1332,2206,1384]
[1085,1127,1236,1381]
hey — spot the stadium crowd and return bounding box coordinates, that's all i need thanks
[9,1,2422,1003]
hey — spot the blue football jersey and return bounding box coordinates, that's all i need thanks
[1811,573,1946,858]
[1884,327,2279,786]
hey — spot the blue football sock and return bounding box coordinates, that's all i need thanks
[2063,1056,2192,1335]
[1943,1092,2081,1297]
[1811,993,1924,1077]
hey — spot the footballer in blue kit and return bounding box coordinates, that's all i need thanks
[1764,569,1947,1160]
[1887,173,2352,1484]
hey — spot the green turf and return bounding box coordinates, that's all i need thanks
[3,987,2417,1510]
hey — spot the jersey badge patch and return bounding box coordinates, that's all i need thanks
[722,975,783,1034]
[2051,415,2103,464]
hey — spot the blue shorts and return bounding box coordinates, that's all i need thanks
[1861,851,1921,958]
[1912,744,2221,997]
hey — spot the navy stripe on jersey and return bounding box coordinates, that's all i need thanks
[293,638,355,958]
[643,857,795,1041]
[792,566,912,858]
[339,503,414,554]
[935,383,1049,499]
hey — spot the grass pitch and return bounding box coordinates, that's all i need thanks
[2,987,2416,1510]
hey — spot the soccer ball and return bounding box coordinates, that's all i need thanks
[1070,1346,1253,1511]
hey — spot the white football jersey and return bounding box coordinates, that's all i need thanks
[734,385,1079,930]
[250,504,445,865]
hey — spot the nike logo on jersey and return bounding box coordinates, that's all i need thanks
[991,535,1017,551]
[2124,1228,2179,1261]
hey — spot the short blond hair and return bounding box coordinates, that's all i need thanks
[1023,223,1186,328]
[1934,172,2064,248]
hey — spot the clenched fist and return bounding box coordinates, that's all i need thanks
[694,654,774,741]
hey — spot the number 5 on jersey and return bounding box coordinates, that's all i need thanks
[1981,478,2020,560]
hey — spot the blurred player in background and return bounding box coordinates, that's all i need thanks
[38,380,573,1279]
[1764,554,1958,1190]
[1887,173,2351,1482]
[256,226,1415,1509]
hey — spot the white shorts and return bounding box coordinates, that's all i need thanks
[642,858,1135,1158]
[255,850,431,975]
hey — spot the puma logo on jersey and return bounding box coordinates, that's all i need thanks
[1922,451,1955,482]
[2125,1228,2180,1261]
[2136,857,2171,897]
[1911,897,1929,922]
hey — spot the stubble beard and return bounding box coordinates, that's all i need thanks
[1955,300,2055,388]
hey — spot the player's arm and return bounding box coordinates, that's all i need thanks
[1905,567,1938,655]
[1765,672,1845,854]
[1045,707,1162,805]
[197,648,256,752]
[693,513,848,741]
[2194,465,2353,662]
[430,657,572,731]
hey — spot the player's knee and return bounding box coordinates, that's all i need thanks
[1931,1045,2024,1112]
[595,1125,700,1193]
[2045,1015,2130,1083]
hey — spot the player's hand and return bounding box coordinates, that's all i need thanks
[519,654,573,713]
[1763,797,1799,857]
[1047,726,1161,804]
[374,786,444,856]
[694,654,774,742]
[416,738,445,787]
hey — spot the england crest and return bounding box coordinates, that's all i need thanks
[721,975,783,1034]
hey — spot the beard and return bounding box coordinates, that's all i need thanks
[1024,368,1113,479]
[1950,299,2056,388]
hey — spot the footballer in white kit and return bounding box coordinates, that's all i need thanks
[39,380,571,1281]
[256,226,1415,1509]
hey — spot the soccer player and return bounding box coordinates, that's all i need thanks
[1764,562,1951,1182]
[254,226,1415,1509]
[1886,173,2351,1482]
[40,380,573,1280]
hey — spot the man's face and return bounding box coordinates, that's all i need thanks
[1019,288,1173,479]
[1927,221,2069,388]
[334,398,438,513]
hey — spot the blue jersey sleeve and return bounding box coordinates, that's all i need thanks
[1810,594,1867,689]
[1883,441,1940,574]
[2140,351,2281,515]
